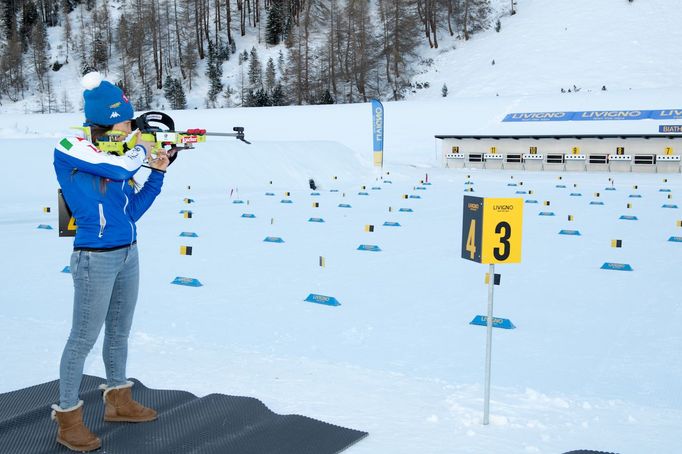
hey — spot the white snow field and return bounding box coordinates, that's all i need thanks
[1,87,681,454]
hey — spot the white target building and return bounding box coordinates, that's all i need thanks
[436,108,682,173]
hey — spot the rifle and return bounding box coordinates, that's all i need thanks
[59,111,250,237]
[86,111,251,157]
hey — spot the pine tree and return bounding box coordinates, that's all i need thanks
[265,0,285,45]
[163,75,176,106]
[318,89,334,104]
[265,57,276,92]
[172,78,187,109]
[19,0,39,52]
[92,30,108,70]
[441,83,448,97]
[248,46,262,91]
[270,82,287,106]
[223,84,235,107]
[206,41,223,107]
[254,87,270,106]
[30,20,49,92]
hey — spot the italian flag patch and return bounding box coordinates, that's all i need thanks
[60,138,73,150]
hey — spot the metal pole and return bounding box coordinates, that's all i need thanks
[483,263,495,425]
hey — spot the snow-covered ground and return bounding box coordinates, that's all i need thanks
[1,83,682,454]
[2,1,682,453]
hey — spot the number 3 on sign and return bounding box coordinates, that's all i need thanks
[462,196,522,264]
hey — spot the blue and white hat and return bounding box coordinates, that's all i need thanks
[82,72,134,126]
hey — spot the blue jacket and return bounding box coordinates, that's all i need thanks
[54,136,164,249]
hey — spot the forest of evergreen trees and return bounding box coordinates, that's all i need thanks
[0,0,498,112]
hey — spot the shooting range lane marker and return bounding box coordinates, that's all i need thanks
[470,315,516,330]
[264,236,285,243]
[600,262,634,271]
[61,266,70,273]
[559,230,581,236]
[357,245,381,252]
[662,204,679,209]
[669,236,682,243]
[308,218,325,223]
[304,294,340,307]
[619,215,638,221]
[241,213,256,218]
[179,232,199,237]
[180,245,193,256]
[37,224,53,230]
[171,277,203,287]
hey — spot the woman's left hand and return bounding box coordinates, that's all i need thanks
[149,149,170,171]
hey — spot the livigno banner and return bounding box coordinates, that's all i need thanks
[371,99,384,167]
[503,109,682,122]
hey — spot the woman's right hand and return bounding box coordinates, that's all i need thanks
[133,130,157,156]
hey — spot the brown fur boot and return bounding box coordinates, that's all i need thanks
[100,381,157,422]
[51,401,101,452]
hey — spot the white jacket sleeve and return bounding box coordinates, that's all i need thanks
[54,136,147,181]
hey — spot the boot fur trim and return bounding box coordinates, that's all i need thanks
[99,380,134,401]
[51,400,84,420]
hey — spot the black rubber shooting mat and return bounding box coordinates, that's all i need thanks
[0,375,368,454]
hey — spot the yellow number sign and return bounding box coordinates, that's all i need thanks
[462,196,523,264]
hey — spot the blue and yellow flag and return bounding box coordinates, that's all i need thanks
[371,99,384,167]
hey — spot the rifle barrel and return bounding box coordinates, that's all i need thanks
[203,132,239,137]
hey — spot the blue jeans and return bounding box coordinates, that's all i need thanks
[58,244,139,409]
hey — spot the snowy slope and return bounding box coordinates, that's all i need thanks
[410,0,682,99]
[5,0,682,113]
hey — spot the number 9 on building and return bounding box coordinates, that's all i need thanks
[462,196,523,264]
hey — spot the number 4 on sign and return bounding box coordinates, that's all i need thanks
[466,219,477,260]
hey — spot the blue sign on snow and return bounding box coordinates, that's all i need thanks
[601,262,633,271]
[305,293,341,307]
[470,315,516,329]
[171,277,203,287]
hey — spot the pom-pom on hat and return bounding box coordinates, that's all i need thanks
[82,72,134,126]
